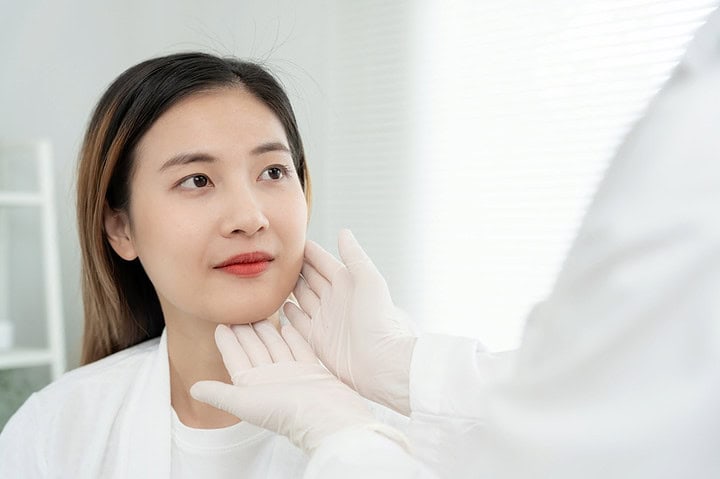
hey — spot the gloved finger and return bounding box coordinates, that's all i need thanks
[193,363,328,414]
[293,275,320,317]
[280,322,317,362]
[190,380,265,426]
[283,301,314,342]
[214,324,252,381]
[338,229,374,271]
[252,320,294,363]
[304,239,345,283]
[231,324,273,367]
[301,261,331,297]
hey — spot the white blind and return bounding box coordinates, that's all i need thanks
[323,1,718,351]
[322,0,417,306]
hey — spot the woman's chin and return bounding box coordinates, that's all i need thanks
[214,306,282,327]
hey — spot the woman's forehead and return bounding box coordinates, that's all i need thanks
[134,87,290,165]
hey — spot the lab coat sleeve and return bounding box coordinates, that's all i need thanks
[405,334,510,476]
[0,393,47,478]
[409,334,506,418]
[303,428,438,479]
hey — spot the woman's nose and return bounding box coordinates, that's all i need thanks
[219,185,270,237]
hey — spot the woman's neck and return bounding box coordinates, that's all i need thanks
[166,318,241,429]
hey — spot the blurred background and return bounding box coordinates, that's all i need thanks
[0,0,717,428]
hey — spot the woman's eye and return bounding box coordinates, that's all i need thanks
[259,166,287,181]
[179,174,211,189]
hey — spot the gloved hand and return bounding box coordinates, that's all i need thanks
[284,229,417,416]
[190,320,406,454]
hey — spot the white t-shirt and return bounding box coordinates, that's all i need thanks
[171,408,307,478]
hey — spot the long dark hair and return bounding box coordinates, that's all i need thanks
[76,52,311,365]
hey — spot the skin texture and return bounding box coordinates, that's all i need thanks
[104,87,308,427]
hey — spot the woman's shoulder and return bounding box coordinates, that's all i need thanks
[0,336,164,474]
[14,335,165,422]
[41,335,162,396]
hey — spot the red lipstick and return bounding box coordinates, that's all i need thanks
[215,252,273,277]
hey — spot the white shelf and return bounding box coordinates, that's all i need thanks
[0,192,43,206]
[0,347,54,370]
[0,140,66,380]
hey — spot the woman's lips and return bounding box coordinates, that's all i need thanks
[215,252,273,277]
[220,261,270,276]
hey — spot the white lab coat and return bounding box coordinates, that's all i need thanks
[0,331,307,478]
[305,8,720,479]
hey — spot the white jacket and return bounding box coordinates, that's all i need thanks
[0,331,307,478]
[306,8,720,479]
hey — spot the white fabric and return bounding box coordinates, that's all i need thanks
[0,331,307,478]
[306,428,435,479]
[170,408,306,479]
[305,8,720,479]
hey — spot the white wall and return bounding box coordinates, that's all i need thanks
[0,0,332,368]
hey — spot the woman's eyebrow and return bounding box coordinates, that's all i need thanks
[158,143,289,172]
[251,142,291,155]
[159,152,216,172]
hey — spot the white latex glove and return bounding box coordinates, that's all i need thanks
[284,229,417,415]
[190,320,406,454]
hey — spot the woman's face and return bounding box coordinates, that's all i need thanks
[105,87,307,326]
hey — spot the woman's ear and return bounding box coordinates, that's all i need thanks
[103,204,138,261]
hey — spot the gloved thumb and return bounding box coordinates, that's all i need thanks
[338,229,373,271]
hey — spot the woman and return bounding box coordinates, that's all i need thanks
[0,51,332,478]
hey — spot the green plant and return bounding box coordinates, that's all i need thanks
[0,368,50,431]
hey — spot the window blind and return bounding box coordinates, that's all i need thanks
[323,0,718,351]
[322,0,418,307]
